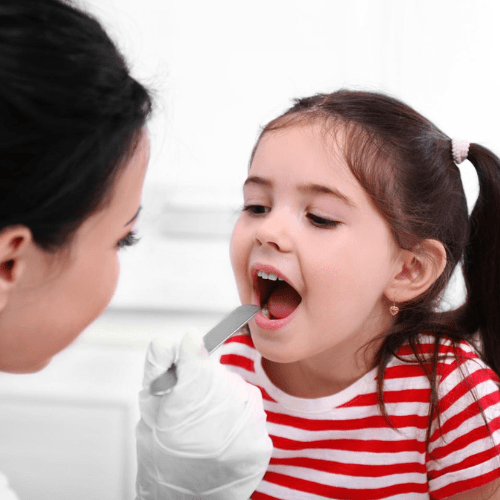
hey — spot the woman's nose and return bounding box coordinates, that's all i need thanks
[254,209,293,252]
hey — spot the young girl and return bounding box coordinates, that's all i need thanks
[219,89,500,499]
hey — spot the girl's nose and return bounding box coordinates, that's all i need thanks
[254,210,293,252]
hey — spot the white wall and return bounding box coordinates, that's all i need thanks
[86,0,388,200]
[85,0,498,194]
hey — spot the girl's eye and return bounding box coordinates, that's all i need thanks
[117,230,140,250]
[242,204,270,215]
[307,213,341,228]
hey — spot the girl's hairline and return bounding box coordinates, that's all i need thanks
[249,113,346,169]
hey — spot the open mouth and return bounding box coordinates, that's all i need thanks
[255,270,302,320]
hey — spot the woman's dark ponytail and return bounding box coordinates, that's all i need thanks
[458,144,500,375]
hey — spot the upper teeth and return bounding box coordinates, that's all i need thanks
[257,270,284,281]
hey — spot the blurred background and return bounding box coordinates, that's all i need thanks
[0,0,497,498]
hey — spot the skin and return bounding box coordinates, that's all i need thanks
[231,124,413,397]
[0,130,149,373]
[230,123,500,499]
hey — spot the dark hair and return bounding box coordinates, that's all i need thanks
[0,0,153,250]
[252,89,500,446]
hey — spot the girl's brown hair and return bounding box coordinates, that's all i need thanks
[251,89,500,447]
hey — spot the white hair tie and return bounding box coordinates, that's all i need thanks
[452,138,470,164]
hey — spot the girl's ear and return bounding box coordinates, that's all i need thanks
[0,226,32,311]
[386,239,447,304]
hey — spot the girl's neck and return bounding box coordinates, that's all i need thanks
[261,339,381,399]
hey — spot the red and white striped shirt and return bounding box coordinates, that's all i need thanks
[218,332,500,499]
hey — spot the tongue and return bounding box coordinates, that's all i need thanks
[267,282,302,319]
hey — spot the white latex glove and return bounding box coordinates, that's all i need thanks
[136,331,272,500]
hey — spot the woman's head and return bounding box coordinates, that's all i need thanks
[0,0,152,372]
[0,0,153,250]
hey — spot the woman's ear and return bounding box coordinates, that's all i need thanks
[0,226,32,311]
[386,239,447,304]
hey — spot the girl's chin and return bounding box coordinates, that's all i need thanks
[253,306,297,331]
[250,327,302,365]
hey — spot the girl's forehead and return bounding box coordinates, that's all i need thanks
[249,123,359,188]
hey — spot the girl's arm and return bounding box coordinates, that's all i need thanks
[444,478,500,500]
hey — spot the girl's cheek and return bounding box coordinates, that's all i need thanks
[229,230,243,277]
[230,219,246,254]
[230,228,251,294]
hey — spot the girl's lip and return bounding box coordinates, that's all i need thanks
[250,263,295,289]
[250,263,300,331]
[253,306,297,331]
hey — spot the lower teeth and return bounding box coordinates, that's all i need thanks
[262,305,270,318]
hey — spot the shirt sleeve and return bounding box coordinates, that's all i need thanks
[0,472,20,500]
[426,345,500,498]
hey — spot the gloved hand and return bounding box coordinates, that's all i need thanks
[136,330,272,499]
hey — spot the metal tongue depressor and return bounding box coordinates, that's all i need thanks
[149,304,260,396]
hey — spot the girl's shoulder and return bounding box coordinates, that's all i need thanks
[418,333,500,496]
[393,332,483,364]
[390,332,499,389]
[396,331,479,354]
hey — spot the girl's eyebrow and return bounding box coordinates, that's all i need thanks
[244,176,356,208]
[244,176,270,189]
[125,205,142,226]
[297,183,357,209]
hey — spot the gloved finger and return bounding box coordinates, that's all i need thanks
[177,329,209,365]
[139,329,208,428]
[155,331,215,423]
[141,330,194,389]
[141,334,178,389]
[139,335,179,427]
[173,329,210,392]
[141,329,207,391]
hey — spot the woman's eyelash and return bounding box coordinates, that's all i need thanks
[307,213,341,228]
[117,230,140,249]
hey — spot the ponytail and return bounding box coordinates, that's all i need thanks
[458,144,500,376]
